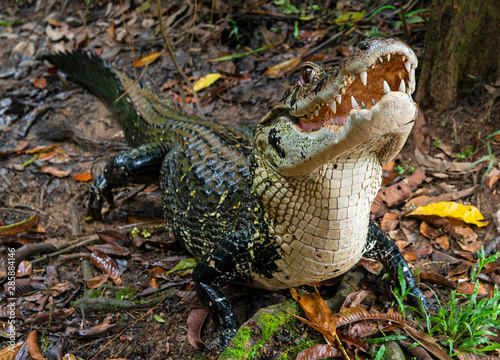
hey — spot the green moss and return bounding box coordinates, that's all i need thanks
[114,287,139,300]
[221,326,253,359]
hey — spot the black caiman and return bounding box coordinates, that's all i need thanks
[42,37,431,347]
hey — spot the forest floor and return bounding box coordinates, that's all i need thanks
[0,0,499,359]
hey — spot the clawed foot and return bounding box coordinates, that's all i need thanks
[87,174,113,219]
[207,327,238,351]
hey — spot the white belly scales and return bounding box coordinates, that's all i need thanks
[251,150,382,290]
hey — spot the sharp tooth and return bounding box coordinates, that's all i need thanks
[410,68,415,83]
[372,98,376,105]
[360,71,367,86]
[361,102,366,109]
[404,61,411,73]
[336,95,342,104]
[399,79,406,92]
[351,96,359,108]
[409,81,416,93]
[341,87,345,94]
[314,109,319,117]
[308,113,313,120]
[330,101,336,114]
[343,78,347,86]
[402,55,406,62]
[407,88,411,96]
[383,80,390,94]
[409,93,413,101]
[387,54,390,62]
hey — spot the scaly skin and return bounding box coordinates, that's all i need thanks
[42,37,429,349]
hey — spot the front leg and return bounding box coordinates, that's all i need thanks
[88,142,172,218]
[192,239,244,349]
[363,219,434,311]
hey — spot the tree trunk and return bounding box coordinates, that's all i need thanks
[415,0,500,110]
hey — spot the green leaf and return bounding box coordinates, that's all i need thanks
[136,0,150,14]
[334,10,366,25]
[167,257,197,273]
[154,314,165,323]
[274,0,299,15]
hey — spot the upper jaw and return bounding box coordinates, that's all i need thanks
[280,37,418,132]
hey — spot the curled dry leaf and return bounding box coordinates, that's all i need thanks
[264,57,302,78]
[420,221,442,238]
[41,166,70,178]
[73,170,92,182]
[187,309,207,350]
[15,260,32,277]
[90,250,122,286]
[26,330,46,360]
[372,168,426,214]
[97,229,130,247]
[297,344,342,360]
[87,244,130,257]
[84,274,109,289]
[414,148,480,173]
[435,235,450,250]
[289,288,338,345]
[78,322,117,337]
[0,214,37,237]
[132,52,162,67]
[482,165,500,189]
[0,341,23,359]
[380,212,399,232]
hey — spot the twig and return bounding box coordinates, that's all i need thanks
[398,0,410,43]
[89,294,170,360]
[31,235,100,264]
[155,0,205,119]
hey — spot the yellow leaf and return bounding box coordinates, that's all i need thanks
[407,201,489,227]
[192,73,221,92]
[133,52,162,67]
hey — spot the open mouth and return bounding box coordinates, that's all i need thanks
[296,54,416,131]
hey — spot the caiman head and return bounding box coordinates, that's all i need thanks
[254,37,418,177]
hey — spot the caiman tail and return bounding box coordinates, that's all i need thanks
[40,51,189,147]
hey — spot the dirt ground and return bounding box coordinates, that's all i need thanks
[0,1,499,359]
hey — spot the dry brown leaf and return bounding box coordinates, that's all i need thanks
[289,288,338,345]
[73,170,92,182]
[482,165,500,189]
[0,342,23,359]
[87,244,130,257]
[15,260,32,277]
[296,344,342,360]
[187,309,207,350]
[414,148,480,173]
[26,330,46,360]
[420,221,442,238]
[458,282,493,295]
[380,212,399,232]
[41,166,70,178]
[412,111,430,154]
[372,168,426,214]
[90,250,122,286]
[0,214,37,237]
[435,235,450,250]
[264,57,302,78]
[84,274,109,289]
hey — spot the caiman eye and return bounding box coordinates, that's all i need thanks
[300,65,316,84]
